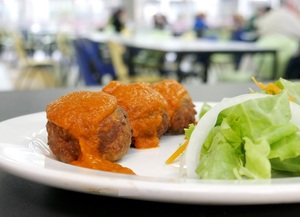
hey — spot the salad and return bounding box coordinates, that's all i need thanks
[166,77,300,180]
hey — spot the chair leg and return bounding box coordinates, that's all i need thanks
[16,66,58,89]
[15,67,33,89]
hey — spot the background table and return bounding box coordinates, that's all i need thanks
[89,32,278,83]
[0,82,299,217]
[121,37,278,83]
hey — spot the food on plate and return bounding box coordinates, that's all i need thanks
[46,90,134,175]
[166,77,300,179]
[102,81,170,149]
[181,90,300,180]
[151,79,196,134]
[252,77,300,103]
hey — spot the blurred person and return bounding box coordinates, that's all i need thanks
[243,6,272,41]
[230,14,247,69]
[244,6,272,32]
[231,14,246,42]
[193,12,208,38]
[171,14,189,36]
[110,8,126,33]
[153,13,168,30]
[255,0,300,40]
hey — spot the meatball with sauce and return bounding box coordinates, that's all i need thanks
[102,81,170,149]
[151,79,196,134]
[46,90,134,175]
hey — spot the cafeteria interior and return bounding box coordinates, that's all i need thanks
[0,0,299,91]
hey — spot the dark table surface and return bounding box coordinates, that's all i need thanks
[1,82,300,217]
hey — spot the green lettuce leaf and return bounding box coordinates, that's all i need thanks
[199,102,212,119]
[196,91,300,179]
[270,157,300,173]
[274,78,300,105]
[184,124,195,140]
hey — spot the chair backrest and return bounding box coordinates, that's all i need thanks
[73,38,118,86]
[81,38,117,80]
[56,33,74,57]
[255,33,299,80]
[11,31,30,65]
[73,38,102,86]
[106,40,129,82]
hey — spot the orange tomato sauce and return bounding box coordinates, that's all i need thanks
[46,91,134,175]
[102,81,169,149]
[152,79,188,119]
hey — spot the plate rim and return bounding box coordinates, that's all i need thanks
[1,106,300,205]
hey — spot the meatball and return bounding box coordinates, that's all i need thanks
[151,79,196,134]
[47,106,131,162]
[46,90,134,174]
[46,121,80,163]
[102,81,170,149]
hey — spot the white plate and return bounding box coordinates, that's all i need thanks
[1,102,300,205]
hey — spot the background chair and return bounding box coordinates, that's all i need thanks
[73,38,118,86]
[73,38,102,86]
[81,38,117,82]
[107,40,164,83]
[254,33,299,80]
[12,31,59,89]
[130,29,172,77]
[55,32,78,86]
[211,33,299,83]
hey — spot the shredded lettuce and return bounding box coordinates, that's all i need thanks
[199,102,212,119]
[254,77,300,103]
[274,78,300,104]
[184,124,195,140]
[196,90,300,179]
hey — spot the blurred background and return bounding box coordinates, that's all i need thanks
[0,0,281,34]
[0,0,299,91]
